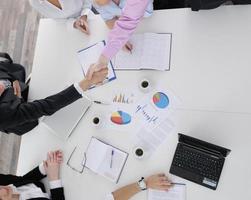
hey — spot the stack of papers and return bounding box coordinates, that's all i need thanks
[84,137,128,183]
[112,33,172,70]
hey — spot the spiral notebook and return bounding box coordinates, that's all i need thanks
[83,137,128,183]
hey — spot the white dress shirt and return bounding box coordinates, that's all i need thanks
[29,0,93,30]
[8,163,62,200]
[29,0,92,18]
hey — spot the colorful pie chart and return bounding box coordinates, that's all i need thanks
[111,111,131,125]
[153,92,169,109]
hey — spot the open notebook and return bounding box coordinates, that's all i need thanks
[112,33,172,70]
[148,184,186,200]
[77,41,116,88]
[84,137,128,183]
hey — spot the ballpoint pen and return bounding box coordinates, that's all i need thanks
[110,149,114,169]
[93,100,110,105]
[171,182,186,186]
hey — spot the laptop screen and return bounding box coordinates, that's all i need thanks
[178,133,231,157]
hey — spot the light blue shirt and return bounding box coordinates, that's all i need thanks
[94,0,153,21]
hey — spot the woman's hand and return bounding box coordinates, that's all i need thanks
[146,173,172,191]
[122,41,133,53]
[74,15,90,34]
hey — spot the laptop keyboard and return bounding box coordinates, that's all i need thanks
[173,144,224,181]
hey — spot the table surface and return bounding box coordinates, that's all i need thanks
[17,5,251,200]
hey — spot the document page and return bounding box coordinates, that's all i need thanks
[113,34,143,69]
[85,138,108,172]
[142,33,172,70]
[97,147,128,182]
[148,184,186,200]
[113,33,172,70]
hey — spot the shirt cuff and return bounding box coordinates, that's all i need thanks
[81,8,91,17]
[39,163,46,176]
[49,180,62,189]
[74,83,85,96]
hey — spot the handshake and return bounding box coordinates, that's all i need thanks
[78,66,108,91]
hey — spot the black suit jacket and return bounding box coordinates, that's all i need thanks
[0,167,65,200]
[0,62,82,135]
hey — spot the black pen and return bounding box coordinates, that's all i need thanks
[171,182,186,186]
[110,149,114,168]
[94,100,110,105]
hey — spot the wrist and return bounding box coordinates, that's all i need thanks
[99,54,109,65]
[48,175,60,181]
[79,79,90,91]
[137,177,147,191]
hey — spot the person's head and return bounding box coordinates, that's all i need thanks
[0,186,13,200]
[95,0,110,6]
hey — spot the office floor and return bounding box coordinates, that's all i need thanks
[0,0,40,174]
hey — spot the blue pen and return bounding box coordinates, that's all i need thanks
[110,149,114,168]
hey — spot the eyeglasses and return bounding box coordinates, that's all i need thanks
[66,146,87,174]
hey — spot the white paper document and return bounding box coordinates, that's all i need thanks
[148,184,186,200]
[133,88,179,154]
[77,41,116,86]
[112,33,172,70]
[84,137,128,183]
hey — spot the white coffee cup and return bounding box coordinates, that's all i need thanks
[133,146,145,159]
[139,78,152,93]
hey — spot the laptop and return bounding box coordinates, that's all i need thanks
[42,97,92,140]
[170,133,231,190]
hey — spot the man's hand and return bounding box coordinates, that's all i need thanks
[0,83,5,96]
[122,41,133,53]
[12,80,21,98]
[146,173,172,191]
[87,55,109,80]
[44,150,63,181]
[79,67,108,91]
[74,15,90,34]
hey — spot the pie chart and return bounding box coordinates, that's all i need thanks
[153,92,169,109]
[111,111,131,125]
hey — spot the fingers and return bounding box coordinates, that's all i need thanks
[86,65,95,80]
[75,18,90,34]
[0,84,5,96]
[158,173,166,177]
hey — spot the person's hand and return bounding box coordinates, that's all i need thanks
[0,186,13,200]
[87,55,109,80]
[0,83,5,96]
[79,67,108,91]
[146,173,172,191]
[74,15,90,34]
[122,41,133,53]
[44,150,63,181]
[12,80,21,98]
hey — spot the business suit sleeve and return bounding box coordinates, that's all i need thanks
[0,166,45,186]
[50,187,65,200]
[1,85,82,128]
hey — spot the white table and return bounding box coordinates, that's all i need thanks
[17,5,251,200]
